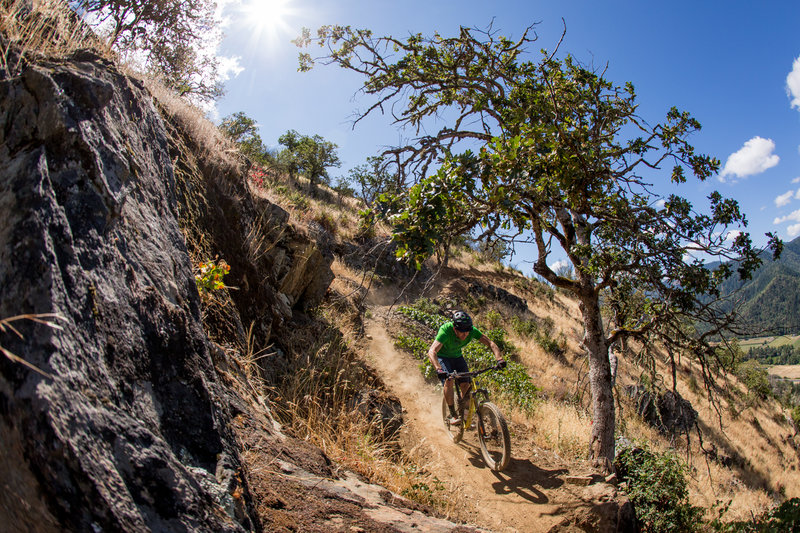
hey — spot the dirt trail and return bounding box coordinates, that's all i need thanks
[364,309,611,533]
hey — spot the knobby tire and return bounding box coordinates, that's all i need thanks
[477,401,511,471]
[442,395,464,443]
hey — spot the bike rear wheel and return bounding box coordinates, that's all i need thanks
[442,395,464,443]
[477,402,511,471]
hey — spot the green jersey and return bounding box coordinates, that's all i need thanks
[435,322,483,358]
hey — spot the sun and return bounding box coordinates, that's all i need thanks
[239,0,294,43]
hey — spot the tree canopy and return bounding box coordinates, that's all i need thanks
[74,0,222,101]
[296,23,782,467]
[277,130,341,195]
[346,155,400,208]
[219,112,273,165]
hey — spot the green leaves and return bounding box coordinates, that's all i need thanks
[615,440,704,532]
[195,259,230,293]
[277,129,341,192]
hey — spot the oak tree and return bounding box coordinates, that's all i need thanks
[296,24,781,468]
[219,112,272,165]
[277,130,341,196]
[74,0,222,101]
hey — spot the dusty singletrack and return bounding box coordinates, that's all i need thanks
[364,308,620,533]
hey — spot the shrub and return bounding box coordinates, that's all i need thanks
[195,258,230,292]
[332,176,356,198]
[688,374,700,394]
[737,359,772,400]
[536,331,566,356]
[484,309,502,330]
[411,298,442,316]
[313,210,337,235]
[396,303,447,331]
[615,440,704,533]
[509,315,538,338]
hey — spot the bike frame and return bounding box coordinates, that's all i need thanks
[442,364,511,471]
[446,366,495,428]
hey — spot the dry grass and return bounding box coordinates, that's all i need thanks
[528,399,592,459]
[608,344,800,522]
[262,318,463,515]
[768,365,800,380]
[0,0,110,76]
[247,172,374,244]
[0,313,64,377]
[145,77,244,176]
[460,271,800,523]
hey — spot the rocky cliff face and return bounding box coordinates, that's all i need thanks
[0,46,342,531]
[0,49,251,532]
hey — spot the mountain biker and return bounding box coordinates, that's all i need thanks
[427,311,506,424]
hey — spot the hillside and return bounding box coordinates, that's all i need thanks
[2,4,800,532]
[717,236,800,335]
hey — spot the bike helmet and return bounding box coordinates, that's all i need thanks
[452,311,473,332]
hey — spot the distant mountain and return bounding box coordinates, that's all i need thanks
[717,236,800,336]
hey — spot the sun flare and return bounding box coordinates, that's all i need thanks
[239,0,294,42]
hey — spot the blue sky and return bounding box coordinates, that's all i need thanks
[211,0,800,271]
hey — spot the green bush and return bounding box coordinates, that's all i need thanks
[484,309,503,330]
[509,315,538,338]
[396,305,447,330]
[736,359,773,400]
[615,440,704,533]
[535,331,566,356]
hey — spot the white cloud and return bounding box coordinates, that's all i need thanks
[654,199,666,209]
[217,55,244,81]
[789,223,800,237]
[775,190,795,207]
[793,176,800,184]
[774,209,800,225]
[787,56,800,110]
[719,137,780,181]
[549,259,570,272]
[724,230,742,242]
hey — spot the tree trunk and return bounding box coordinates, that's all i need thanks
[580,297,615,472]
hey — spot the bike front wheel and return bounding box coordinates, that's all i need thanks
[442,395,464,443]
[477,402,511,471]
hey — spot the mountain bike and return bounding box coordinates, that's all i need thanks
[441,364,511,471]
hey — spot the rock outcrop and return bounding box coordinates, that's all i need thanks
[0,50,258,532]
[625,385,698,437]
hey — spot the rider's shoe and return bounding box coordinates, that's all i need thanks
[448,415,462,425]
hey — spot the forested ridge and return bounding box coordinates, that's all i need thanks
[716,236,800,336]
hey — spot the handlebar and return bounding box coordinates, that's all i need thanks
[442,364,504,382]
